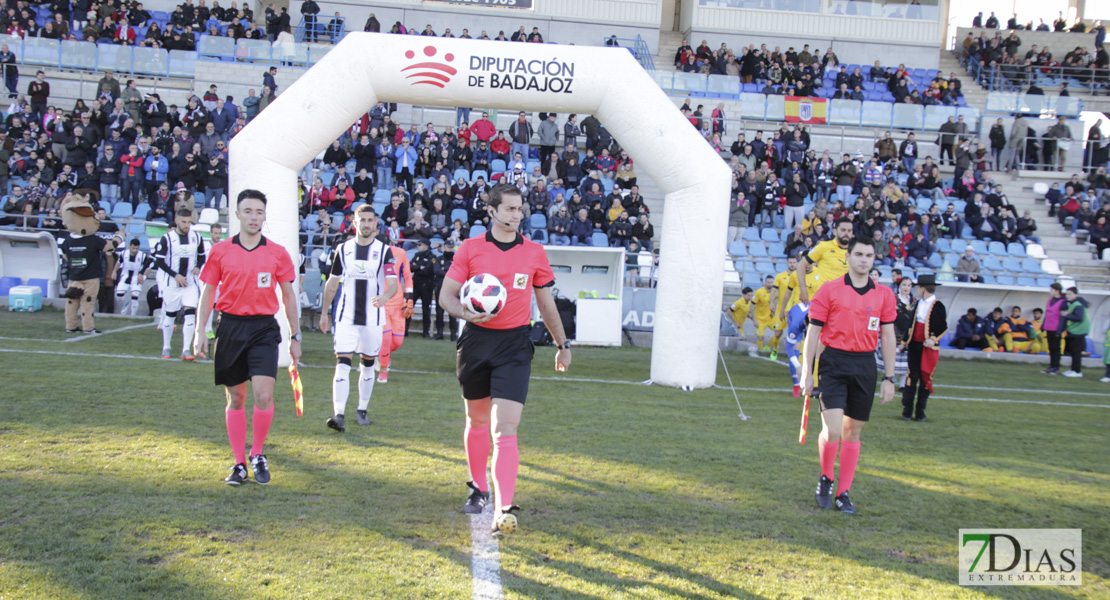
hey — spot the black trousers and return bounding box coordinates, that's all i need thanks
[1047,331,1062,370]
[940,143,954,165]
[902,340,930,419]
[953,336,988,350]
[1065,333,1086,373]
[433,277,457,338]
[414,278,434,335]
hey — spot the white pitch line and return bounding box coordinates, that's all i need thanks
[61,322,154,342]
[470,508,502,600]
[1,347,1106,409]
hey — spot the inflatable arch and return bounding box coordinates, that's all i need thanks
[228,33,731,389]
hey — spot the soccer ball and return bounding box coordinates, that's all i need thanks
[460,273,507,315]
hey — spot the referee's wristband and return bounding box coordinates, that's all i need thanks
[882,376,896,384]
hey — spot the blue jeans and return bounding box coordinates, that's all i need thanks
[119,176,142,208]
[1018,234,1041,245]
[100,183,119,208]
[639,239,654,253]
[511,142,530,163]
[376,166,393,192]
[902,157,915,173]
[610,237,630,249]
[456,107,470,128]
[206,187,226,209]
[836,185,852,205]
[570,235,589,246]
[549,233,570,245]
[907,256,940,269]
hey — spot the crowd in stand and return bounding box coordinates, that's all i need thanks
[961,22,1109,95]
[971,11,1102,34]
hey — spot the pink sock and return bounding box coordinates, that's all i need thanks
[837,441,861,495]
[492,435,519,510]
[379,333,391,368]
[819,440,839,480]
[250,406,274,457]
[465,424,491,491]
[226,408,247,465]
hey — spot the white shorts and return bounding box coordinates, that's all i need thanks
[115,278,143,297]
[334,322,383,357]
[162,281,200,312]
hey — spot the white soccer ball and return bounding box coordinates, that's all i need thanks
[460,273,507,315]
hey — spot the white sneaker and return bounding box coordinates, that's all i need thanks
[1099,377,1110,383]
[1062,371,1082,378]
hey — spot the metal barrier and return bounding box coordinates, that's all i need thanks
[962,48,1107,98]
[296,16,345,44]
[984,92,1083,117]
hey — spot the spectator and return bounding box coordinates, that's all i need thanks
[569,207,592,246]
[632,213,654,252]
[1060,287,1090,377]
[508,111,533,162]
[953,308,989,349]
[905,232,938,269]
[609,211,632,249]
[982,307,1006,352]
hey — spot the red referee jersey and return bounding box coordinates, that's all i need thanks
[808,274,896,352]
[199,235,296,316]
[446,232,555,329]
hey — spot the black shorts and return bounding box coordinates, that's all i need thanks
[456,323,534,403]
[817,347,877,422]
[213,314,281,387]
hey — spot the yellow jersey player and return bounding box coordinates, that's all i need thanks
[787,261,821,307]
[752,275,777,352]
[771,256,799,360]
[797,217,854,304]
[729,287,756,340]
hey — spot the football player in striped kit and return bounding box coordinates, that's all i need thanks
[319,206,398,431]
[203,223,223,339]
[114,238,151,316]
[152,208,206,360]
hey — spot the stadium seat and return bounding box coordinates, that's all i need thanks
[191,192,205,209]
[490,159,506,173]
[943,253,959,269]
[728,241,747,257]
[970,240,988,255]
[760,229,778,243]
[199,208,219,225]
[1026,244,1046,259]
[1032,182,1049,196]
[983,256,1003,271]
[1041,259,1062,275]
[950,239,967,254]
[979,274,996,284]
[988,241,1007,256]
[450,208,468,224]
[755,261,775,275]
[768,242,786,258]
[472,170,489,183]
[1007,243,1026,257]
[0,276,21,295]
[1021,258,1043,274]
[529,213,546,232]
[590,231,608,247]
[132,204,150,220]
[374,189,391,203]
[936,238,951,253]
[453,168,470,182]
[111,203,133,218]
[372,201,387,215]
[1002,257,1023,272]
[742,228,761,242]
[26,278,48,296]
[995,275,1016,286]
[1036,277,1055,287]
[320,172,335,187]
[531,229,547,244]
[469,225,487,238]
[1016,277,1036,287]
[748,242,768,257]
[741,271,760,287]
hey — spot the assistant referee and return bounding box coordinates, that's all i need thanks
[194,189,300,487]
[801,236,897,514]
[438,183,572,539]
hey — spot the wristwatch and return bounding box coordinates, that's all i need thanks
[882,376,897,384]
[557,341,572,350]
[291,333,302,342]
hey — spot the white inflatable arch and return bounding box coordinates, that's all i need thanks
[229,33,730,389]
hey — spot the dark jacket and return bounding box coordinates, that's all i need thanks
[954,315,984,341]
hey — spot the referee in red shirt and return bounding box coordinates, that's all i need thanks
[801,236,897,514]
[194,189,300,486]
[438,183,572,539]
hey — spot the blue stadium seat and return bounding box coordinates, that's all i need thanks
[132,204,150,220]
[345,159,357,172]
[988,241,1007,256]
[529,213,546,232]
[1022,258,1043,274]
[953,200,967,212]
[374,189,391,203]
[450,208,468,224]
[26,278,48,296]
[760,229,778,243]
[469,225,487,238]
[1016,276,1037,287]
[1007,243,1027,258]
[531,229,547,244]
[1002,257,1023,272]
[742,271,761,287]
[970,240,988,254]
[0,276,21,295]
[471,170,489,183]
[755,261,775,275]
[372,201,387,215]
[1036,277,1055,287]
[111,203,133,218]
[980,274,996,284]
[995,275,1016,286]
[742,228,761,242]
[601,179,614,194]
[728,241,747,257]
[943,253,959,269]
[590,231,608,247]
[961,225,974,239]
[191,192,205,209]
[780,229,792,242]
[768,242,786,258]
[748,242,768,257]
[320,172,335,187]
[490,159,507,173]
[936,238,951,253]
[453,168,470,183]
[983,256,1003,271]
[950,239,967,253]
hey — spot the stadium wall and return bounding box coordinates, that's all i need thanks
[287,0,663,54]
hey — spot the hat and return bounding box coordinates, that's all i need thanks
[175,181,186,191]
[416,239,430,247]
[915,274,941,287]
[514,162,524,170]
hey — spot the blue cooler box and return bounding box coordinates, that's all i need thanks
[8,285,43,312]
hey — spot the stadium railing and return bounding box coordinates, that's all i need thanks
[983,92,1084,117]
[295,16,346,44]
[962,50,1108,97]
[601,35,654,73]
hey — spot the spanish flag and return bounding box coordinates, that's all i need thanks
[784,96,827,124]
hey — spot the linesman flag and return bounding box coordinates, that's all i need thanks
[784,96,827,124]
[288,364,304,417]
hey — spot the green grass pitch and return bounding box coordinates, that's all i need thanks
[0,308,1106,599]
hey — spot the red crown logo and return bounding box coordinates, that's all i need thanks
[402,46,457,88]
